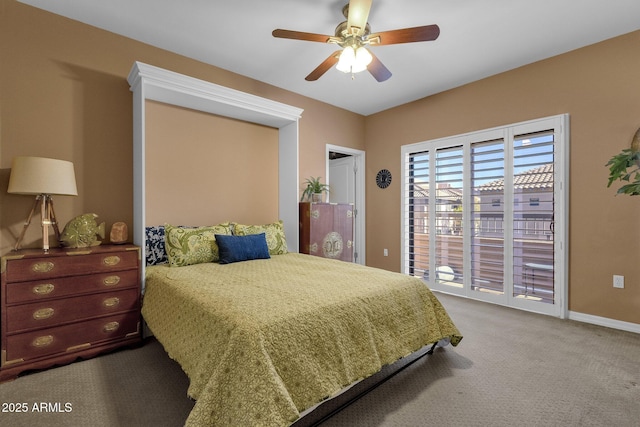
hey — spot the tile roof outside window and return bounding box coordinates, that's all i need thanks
[478,164,553,192]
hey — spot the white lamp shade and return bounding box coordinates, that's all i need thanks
[8,156,78,196]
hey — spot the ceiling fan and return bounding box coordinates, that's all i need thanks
[272,0,440,82]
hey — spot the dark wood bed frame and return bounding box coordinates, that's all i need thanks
[293,342,438,426]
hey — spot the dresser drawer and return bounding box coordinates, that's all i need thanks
[6,288,140,334]
[5,269,139,304]
[3,311,140,364]
[4,250,139,283]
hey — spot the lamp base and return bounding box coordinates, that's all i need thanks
[14,195,61,252]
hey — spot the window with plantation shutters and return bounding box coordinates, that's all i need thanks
[401,115,568,318]
[470,138,506,295]
[404,150,430,278]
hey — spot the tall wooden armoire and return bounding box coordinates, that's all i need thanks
[299,202,354,262]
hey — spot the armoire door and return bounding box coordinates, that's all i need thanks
[299,202,354,262]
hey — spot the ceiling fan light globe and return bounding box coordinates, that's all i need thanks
[336,60,351,73]
[354,46,373,68]
[351,62,368,73]
[336,60,352,73]
[336,46,356,73]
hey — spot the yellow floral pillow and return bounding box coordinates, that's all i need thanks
[233,220,288,255]
[165,223,232,267]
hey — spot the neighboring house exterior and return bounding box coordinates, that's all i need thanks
[476,163,554,241]
[411,183,463,236]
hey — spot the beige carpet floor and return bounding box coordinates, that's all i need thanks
[1,293,638,426]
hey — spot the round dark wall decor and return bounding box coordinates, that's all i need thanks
[376,169,392,189]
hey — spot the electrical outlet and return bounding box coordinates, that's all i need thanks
[613,275,624,289]
[383,248,388,257]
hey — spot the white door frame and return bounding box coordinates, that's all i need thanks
[326,144,366,265]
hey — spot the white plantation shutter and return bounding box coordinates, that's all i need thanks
[403,150,430,277]
[401,115,568,318]
[470,138,505,294]
[512,130,556,302]
[434,146,464,286]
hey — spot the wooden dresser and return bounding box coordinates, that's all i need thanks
[1,244,142,382]
[299,202,354,262]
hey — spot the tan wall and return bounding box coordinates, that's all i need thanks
[365,30,640,324]
[0,1,365,253]
[145,101,279,226]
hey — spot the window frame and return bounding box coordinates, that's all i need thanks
[401,114,569,318]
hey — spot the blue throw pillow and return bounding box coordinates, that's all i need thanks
[215,233,271,264]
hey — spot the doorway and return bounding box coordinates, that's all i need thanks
[326,145,366,265]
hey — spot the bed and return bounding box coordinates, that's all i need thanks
[140,223,462,427]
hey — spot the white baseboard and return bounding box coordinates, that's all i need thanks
[569,311,640,334]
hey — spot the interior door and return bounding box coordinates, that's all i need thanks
[329,155,358,263]
[329,156,356,204]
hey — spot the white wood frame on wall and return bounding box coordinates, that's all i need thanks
[127,62,304,282]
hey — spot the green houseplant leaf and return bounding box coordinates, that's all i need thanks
[606,148,640,196]
[300,176,330,201]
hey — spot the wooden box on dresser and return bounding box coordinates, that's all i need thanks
[0,244,142,382]
[299,202,354,262]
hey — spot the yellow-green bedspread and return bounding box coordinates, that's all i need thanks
[142,253,462,427]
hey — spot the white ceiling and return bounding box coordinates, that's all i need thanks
[19,0,640,116]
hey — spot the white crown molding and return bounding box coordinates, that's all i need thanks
[127,61,303,128]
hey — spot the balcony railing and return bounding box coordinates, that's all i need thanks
[410,234,554,304]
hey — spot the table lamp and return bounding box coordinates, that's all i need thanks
[8,156,78,252]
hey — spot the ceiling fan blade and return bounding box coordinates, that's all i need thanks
[272,29,332,43]
[368,24,440,45]
[305,51,342,81]
[347,0,373,36]
[367,51,392,82]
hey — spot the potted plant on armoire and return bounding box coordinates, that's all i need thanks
[300,176,330,203]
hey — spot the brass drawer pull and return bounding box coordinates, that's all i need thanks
[33,307,55,320]
[32,335,54,347]
[67,343,91,352]
[31,261,54,273]
[32,283,55,295]
[103,255,121,266]
[103,275,121,286]
[103,321,120,332]
[103,297,120,308]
